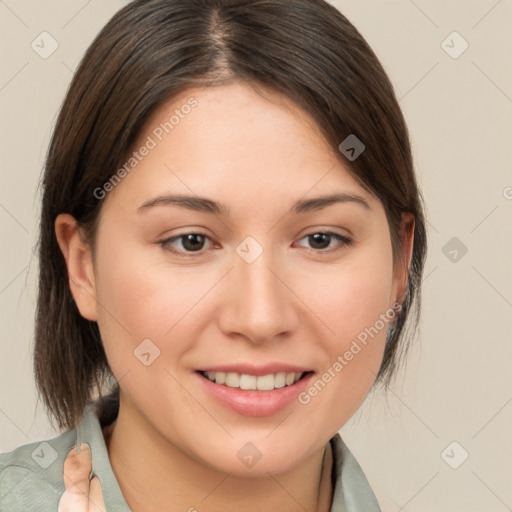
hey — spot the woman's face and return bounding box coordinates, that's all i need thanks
[67,81,411,476]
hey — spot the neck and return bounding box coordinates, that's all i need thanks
[104,398,333,512]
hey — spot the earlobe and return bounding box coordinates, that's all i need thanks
[55,214,99,321]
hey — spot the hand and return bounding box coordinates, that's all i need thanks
[58,443,106,512]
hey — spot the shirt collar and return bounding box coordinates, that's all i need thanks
[76,403,381,512]
[329,433,382,511]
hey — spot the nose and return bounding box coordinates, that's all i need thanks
[217,245,299,344]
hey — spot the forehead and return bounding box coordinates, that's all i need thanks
[102,81,380,216]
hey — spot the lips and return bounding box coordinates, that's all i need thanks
[193,362,315,415]
[194,369,316,416]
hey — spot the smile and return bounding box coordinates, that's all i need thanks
[195,369,315,416]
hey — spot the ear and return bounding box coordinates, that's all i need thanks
[55,213,99,321]
[393,212,415,306]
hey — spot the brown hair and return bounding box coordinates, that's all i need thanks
[35,0,427,431]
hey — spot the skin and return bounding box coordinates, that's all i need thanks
[56,80,414,512]
[58,444,105,512]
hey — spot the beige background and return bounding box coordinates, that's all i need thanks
[1,1,511,510]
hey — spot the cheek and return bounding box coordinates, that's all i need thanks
[300,242,395,413]
[92,236,200,370]
[304,242,395,344]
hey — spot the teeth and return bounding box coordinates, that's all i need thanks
[285,373,295,386]
[203,371,305,390]
[274,372,286,389]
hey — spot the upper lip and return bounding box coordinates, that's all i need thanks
[197,363,313,377]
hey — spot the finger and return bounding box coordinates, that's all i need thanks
[63,444,93,495]
[58,444,93,511]
[88,476,107,512]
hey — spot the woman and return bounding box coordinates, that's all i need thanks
[0,0,427,510]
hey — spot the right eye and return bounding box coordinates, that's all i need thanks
[159,232,215,257]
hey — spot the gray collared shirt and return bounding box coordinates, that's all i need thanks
[1,403,382,511]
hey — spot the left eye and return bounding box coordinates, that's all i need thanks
[295,232,352,252]
[159,231,352,257]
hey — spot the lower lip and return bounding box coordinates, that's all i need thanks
[195,371,315,417]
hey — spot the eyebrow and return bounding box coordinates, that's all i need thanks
[137,192,372,216]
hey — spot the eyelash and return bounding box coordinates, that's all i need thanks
[158,231,353,258]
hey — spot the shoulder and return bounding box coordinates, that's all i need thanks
[0,428,76,511]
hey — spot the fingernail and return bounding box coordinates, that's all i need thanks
[80,443,89,451]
